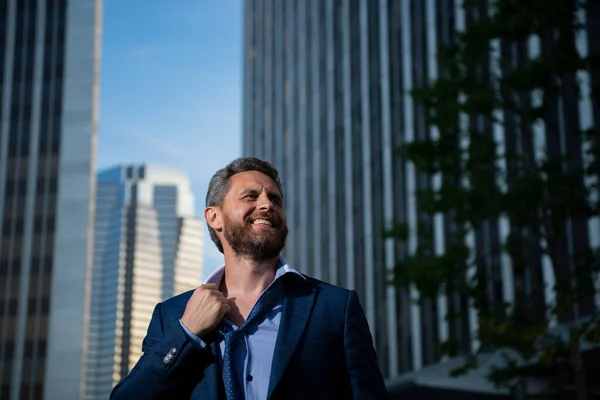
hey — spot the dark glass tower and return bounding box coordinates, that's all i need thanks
[0,0,102,398]
[242,0,599,385]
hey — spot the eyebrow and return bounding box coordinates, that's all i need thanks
[239,188,283,201]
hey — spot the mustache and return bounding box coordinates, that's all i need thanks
[246,212,280,227]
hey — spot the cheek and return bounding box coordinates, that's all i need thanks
[229,204,253,219]
[279,211,287,224]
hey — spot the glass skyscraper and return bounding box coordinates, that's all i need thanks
[242,0,599,388]
[0,1,101,399]
[85,164,204,400]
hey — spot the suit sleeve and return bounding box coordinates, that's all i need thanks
[110,302,216,399]
[343,290,391,400]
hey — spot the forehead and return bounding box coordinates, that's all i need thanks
[228,170,280,194]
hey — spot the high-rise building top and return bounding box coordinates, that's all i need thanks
[98,164,196,216]
[86,164,204,400]
[242,0,599,390]
[0,1,102,399]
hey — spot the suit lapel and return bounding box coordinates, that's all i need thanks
[267,280,316,398]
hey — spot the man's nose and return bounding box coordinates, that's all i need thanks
[257,195,273,210]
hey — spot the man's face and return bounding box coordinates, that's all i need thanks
[220,171,287,261]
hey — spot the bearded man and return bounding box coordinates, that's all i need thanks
[111,157,389,400]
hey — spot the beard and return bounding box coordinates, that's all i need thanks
[222,212,288,261]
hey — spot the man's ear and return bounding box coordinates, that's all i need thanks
[205,206,223,231]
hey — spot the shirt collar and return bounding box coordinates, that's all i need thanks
[203,255,305,286]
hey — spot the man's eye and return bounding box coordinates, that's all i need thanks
[244,194,257,200]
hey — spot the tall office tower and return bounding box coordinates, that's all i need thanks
[0,1,101,399]
[85,164,204,399]
[242,0,599,391]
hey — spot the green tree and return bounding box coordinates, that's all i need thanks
[388,0,600,398]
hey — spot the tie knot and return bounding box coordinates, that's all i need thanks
[223,329,243,341]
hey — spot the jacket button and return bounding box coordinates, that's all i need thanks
[246,375,253,381]
[162,347,177,365]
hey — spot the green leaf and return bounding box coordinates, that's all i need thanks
[388,0,599,392]
[383,220,409,241]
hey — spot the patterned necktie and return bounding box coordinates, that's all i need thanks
[222,281,284,400]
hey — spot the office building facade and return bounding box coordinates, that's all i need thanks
[85,164,204,399]
[0,0,101,399]
[242,0,599,386]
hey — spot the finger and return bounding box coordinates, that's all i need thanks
[202,283,218,290]
[220,303,231,314]
[211,289,225,298]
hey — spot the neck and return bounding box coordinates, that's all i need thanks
[221,249,279,297]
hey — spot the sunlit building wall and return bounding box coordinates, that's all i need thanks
[85,164,203,400]
[242,0,599,386]
[0,1,101,399]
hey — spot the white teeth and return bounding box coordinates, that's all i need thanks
[253,219,272,226]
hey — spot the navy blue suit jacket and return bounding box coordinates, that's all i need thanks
[110,275,390,399]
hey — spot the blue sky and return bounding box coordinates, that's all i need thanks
[98,0,243,277]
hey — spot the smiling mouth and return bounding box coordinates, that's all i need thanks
[252,219,273,227]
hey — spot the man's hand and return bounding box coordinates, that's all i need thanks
[181,283,230,338]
